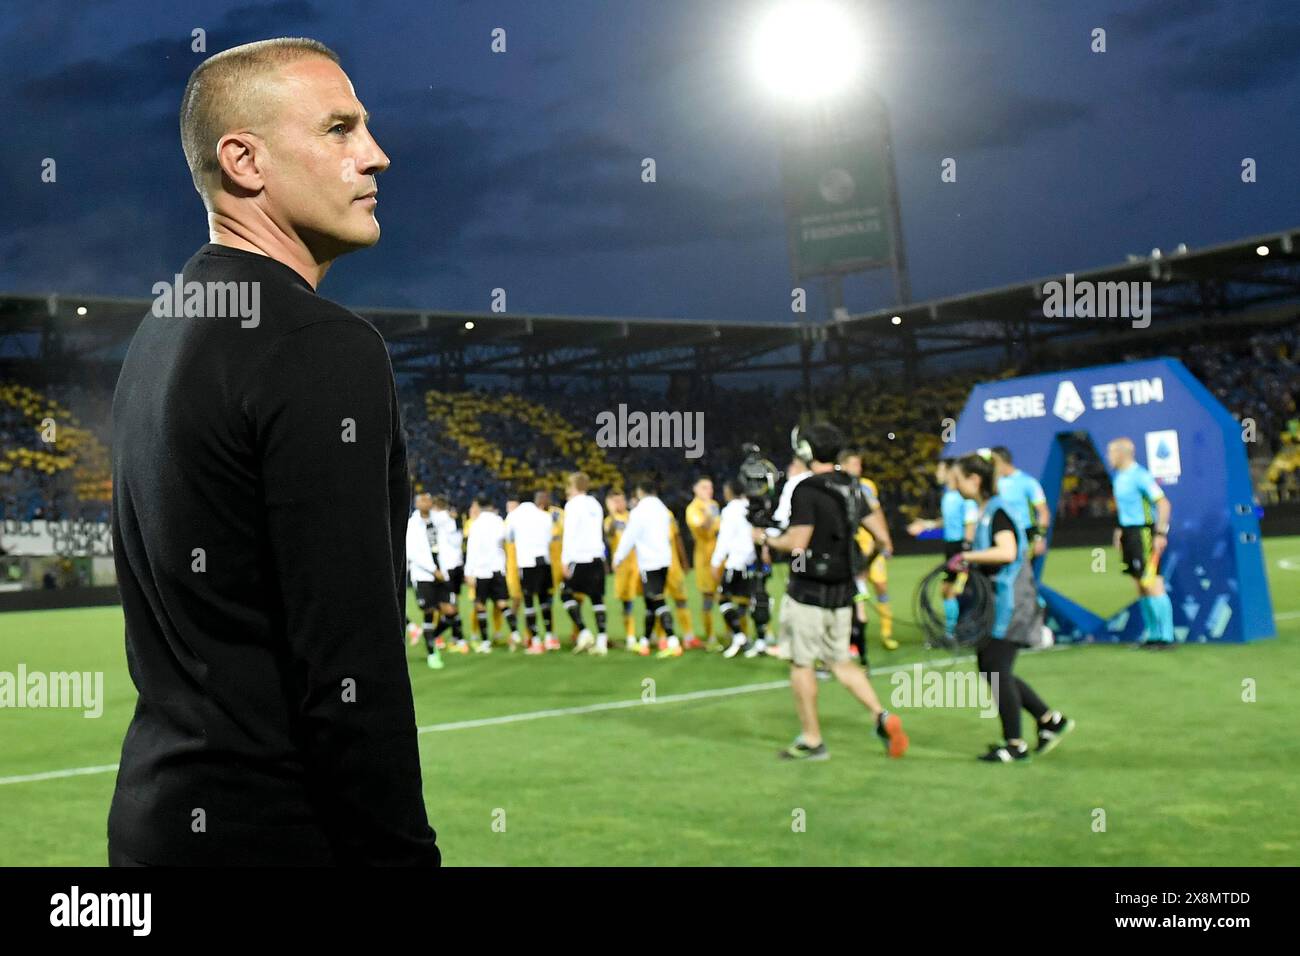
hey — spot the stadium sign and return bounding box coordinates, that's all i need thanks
[956,357,1273,644]
[0,519,112,557]
[982,377,1165,424]
[780,126,893,278]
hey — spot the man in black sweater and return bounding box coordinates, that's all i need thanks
[108,38,439,865]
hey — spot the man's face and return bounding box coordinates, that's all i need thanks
[255,57,390,259]
[843,456,862,478]
[607,493,626,513]
[694,479,713,501]
[992,454,1013,477]
[415,494,432,515]
[536,491,551,510]
[1107,443,1129,470]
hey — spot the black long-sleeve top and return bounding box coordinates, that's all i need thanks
[108,243,439,866]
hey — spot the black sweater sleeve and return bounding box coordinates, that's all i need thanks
[245,318,439,865]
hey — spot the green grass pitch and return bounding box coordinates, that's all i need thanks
[1,540,1298,866]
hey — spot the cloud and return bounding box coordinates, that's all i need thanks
[904,92,1092,153]
[1109,0,1218,37]
[1151,15,1300,95]
[19,2,326,108]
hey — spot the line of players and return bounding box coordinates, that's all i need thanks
[403,455,904,670]
[405,435,1174,668]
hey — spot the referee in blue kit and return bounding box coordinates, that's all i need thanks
[1106,437,1175,648]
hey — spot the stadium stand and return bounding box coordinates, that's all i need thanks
[4,317,1298,529]
[0,381,111,521]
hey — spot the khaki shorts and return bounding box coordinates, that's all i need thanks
[778,594,852,668]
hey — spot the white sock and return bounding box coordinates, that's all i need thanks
[596,633,608,651]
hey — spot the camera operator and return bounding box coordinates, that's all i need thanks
[754,422,908,762]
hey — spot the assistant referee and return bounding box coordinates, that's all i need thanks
[109,39,438,865]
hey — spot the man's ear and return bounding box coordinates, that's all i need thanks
[216,131,265,194]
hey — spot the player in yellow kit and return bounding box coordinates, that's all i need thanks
[662,512,700,653]
[545,493,565,650]
[548,495,565,584]
[685,477,721,650]
[840,450,898,655]
[604,489,642,646]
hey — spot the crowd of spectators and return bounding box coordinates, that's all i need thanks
[3,319,1298,527]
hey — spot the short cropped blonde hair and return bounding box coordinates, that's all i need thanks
[179,37,339,199]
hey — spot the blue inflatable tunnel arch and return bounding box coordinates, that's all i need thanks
[950,357,1274,644]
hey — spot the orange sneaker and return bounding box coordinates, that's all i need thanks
[876,712,909,759]
[683,636,703,651]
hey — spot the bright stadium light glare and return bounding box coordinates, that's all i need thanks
[76,306,87,316]
[891,315,902,325]
[752,1,866,103]
[464,320,475,330]
[1256,245,1270,256]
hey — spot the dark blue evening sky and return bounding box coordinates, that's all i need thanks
[3,0,1298,321]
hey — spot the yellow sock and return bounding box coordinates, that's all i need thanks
[878,600,893,639]
[676,606,692,637]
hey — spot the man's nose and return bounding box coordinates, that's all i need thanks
[358,127,390,176]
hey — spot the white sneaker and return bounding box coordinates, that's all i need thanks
[508,632,522,652]
[573,630,595,654]
[475,640,493,654]
[723,634,747,659]
[744,638,767,659]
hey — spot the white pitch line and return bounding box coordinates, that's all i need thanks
[0,763,121,786]
[415,655,974,734]
[0,656,974,787]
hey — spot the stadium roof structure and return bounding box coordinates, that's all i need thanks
[2,228,1298,391]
